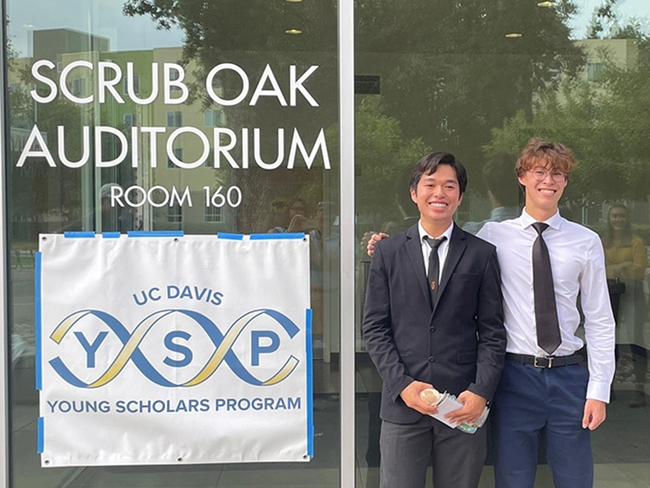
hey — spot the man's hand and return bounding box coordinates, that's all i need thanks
[582,399,606,430]
[360,231,378,256]
[367,232,389,257]
[400,381,439,416]
[445,391,487,425]
[286,214,306,232]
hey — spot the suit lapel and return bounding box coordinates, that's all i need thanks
[405,225,431,307]
[435,224,467,305]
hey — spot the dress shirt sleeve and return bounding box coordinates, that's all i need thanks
[580,238,616,403]
[361,243,414,401]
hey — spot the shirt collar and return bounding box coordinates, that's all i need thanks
[520,208,563,231]
[418,220,455,243]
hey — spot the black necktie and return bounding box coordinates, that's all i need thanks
[425,236,447,308]
[532,222,561,354]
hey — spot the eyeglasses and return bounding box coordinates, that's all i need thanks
[528,168,566,183]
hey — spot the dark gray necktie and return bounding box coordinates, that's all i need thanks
[532,222,561,354]
[425,235,447,307]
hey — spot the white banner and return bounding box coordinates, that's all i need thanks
[37,232,312,467]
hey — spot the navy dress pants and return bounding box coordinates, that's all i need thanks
[491,358,594,488]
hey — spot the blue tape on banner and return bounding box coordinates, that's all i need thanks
[127,231,184,238]
[35,252,42,391]
[306,308,314,457]
[250,233,305,240]
[37,417,44,454]
[217,233,244,240]
[64,231,95,238]
[102,232,121,239]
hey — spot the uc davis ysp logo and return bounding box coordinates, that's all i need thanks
[48,308,302,388]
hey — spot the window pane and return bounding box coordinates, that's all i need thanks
[7,0,340,486]
[355,1,650,487]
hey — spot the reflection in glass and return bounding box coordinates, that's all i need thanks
[604,204,649,408]
[8,0,339,486]
[355,0,650,486]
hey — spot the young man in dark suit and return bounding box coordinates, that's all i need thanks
[362,152,506,488]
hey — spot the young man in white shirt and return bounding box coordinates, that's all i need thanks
[476,138,614,488]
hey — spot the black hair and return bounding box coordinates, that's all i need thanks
[482,153,520,207]
[409,152,467,195]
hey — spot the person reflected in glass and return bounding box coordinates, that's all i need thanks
[309,201,339,353]
[100,183,134,232]
[268,197,327,352]
[604,204,648,408]
[358,165,420,263]
[268,197,316,233]
[462,154,521,235]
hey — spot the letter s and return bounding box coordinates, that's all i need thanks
[31,60,58,103]
[163,330,193,367]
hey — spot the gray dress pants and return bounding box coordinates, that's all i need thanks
[380,415,487,488]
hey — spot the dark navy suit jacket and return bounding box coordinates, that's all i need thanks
[362,223,506,424]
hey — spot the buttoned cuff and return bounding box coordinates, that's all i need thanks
[587,380,611,404]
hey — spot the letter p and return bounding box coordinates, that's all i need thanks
[251,331,280,366]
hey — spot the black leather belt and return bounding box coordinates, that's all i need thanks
[506,352,584,369]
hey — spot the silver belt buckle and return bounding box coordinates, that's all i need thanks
[534,356,553,368]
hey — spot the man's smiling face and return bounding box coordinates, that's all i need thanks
[518,160,567,214]
[410,163,463,230]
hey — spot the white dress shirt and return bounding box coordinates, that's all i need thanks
[478,209,615,402]
[418,220,454,279]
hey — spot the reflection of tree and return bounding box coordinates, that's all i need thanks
[123,0,336,63]
[335,97,429,226]
[356,0,585,182]
[8,84,33,131]
[122,0,586,224]
[9,61,92,237]
[486,32,650,203]
[587,0,649,41]
[10,95,90,227]
[124,0,338,233]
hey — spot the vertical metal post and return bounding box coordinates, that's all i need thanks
[338,0,355,486]
[0,0,11,485]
